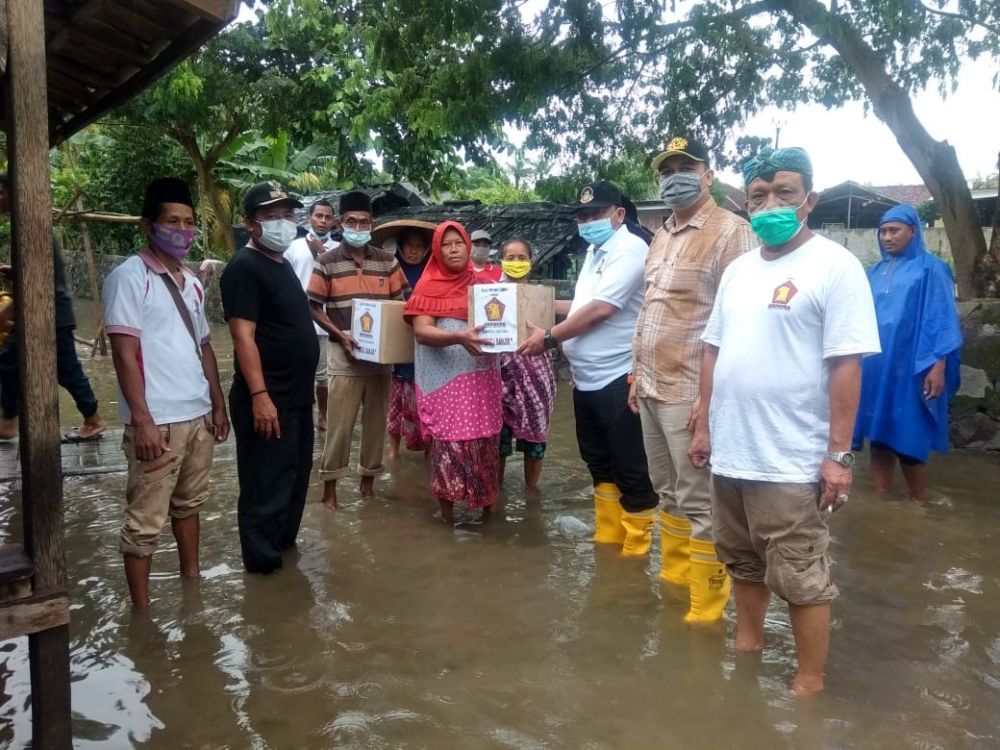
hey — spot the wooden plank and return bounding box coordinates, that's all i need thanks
[0,593,69,641]
[169,0,238,23]
[30,626,72,749]
[7,0,72,746]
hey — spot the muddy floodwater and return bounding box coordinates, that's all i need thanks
[1,304,999,749]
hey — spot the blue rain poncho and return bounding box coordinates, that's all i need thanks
[852,204,962,462]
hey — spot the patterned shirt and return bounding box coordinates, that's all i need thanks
[633,200,754,404]
[307,242,409,332]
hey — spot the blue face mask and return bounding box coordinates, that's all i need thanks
[342,228,372,248]
[578,218,616,247]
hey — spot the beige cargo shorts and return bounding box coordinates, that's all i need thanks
[710,475,838,605]
[119,416,214,557]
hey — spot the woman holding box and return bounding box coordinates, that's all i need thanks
[379,222,435,459]
[404,221,502,523]
[497,238,557,489]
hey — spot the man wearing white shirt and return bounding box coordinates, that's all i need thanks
[104,178,230,608]
[521,181,657,555]
[689,148,880,695]
[285,199,336,430]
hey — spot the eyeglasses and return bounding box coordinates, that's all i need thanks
[342,219,373,230]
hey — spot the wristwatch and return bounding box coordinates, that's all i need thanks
[543,329,558,351]
[825,451,856,468]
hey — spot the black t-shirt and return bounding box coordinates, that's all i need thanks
[220,246,319,409]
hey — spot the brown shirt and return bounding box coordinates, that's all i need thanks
[308,242,409,376]
[633,200,754,404]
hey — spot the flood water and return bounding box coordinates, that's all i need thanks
[1,302,999,748]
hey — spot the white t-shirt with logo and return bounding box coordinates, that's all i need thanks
[562,225,648,391]
[286,234,335,335]
[701,234,880,482]
[103,252,212,426]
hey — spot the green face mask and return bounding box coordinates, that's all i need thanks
[749,199,806,247]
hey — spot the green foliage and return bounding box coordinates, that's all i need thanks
[51,125,194,256]
[535,148,658,204]
[917,199,939,227]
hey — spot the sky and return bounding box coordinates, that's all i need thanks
[712,62,999,190]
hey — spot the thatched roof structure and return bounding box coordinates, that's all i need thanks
[0,0,241,144]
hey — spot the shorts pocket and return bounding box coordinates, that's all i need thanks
[136,453,181,487]
[771,535,834,605]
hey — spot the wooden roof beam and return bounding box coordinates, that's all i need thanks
[100,0,187,42]
[169,0,239,24]
[47,20,151,68]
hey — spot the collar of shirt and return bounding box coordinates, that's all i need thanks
[586,223,632,269]
[139,248,194,278]
[331,242,378,266]
[665,198,715,235]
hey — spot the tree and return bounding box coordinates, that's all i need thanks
[114,23,306,253]
[507,1,998,297]
[535,147,659,204]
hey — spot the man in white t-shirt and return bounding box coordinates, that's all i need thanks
[689,148,880,695]
[103,178,230,608]
[286,199,336,430]
[521,181,658,555]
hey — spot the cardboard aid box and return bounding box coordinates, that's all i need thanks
[350,299,415,364]
[468,283,556,353]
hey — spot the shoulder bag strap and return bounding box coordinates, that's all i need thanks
[157,272,203,361]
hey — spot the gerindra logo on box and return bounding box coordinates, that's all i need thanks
[485,297,506,323]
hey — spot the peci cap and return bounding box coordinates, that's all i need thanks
[243,181,303,215]
[650,136,710,172]
[470,229,492,243]
[339,190,373,215]
[572,180,627,211]
[142,177,194,221]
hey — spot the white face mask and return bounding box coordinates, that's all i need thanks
[257,218,299,253]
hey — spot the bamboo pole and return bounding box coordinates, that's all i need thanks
[76,196,107,355]
[7,0,72,747]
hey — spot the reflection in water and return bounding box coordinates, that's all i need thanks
[0,308,998,747]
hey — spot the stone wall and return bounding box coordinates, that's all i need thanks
[63,251,226,324]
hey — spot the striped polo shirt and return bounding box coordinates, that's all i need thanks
[307,242,409,332]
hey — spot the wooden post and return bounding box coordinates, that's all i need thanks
[76,196,107,355]
[7,0,72,747]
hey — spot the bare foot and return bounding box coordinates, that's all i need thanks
[733,635,765,652]
[790,674,824,697]
[0,417,17,440]
[78,414,106,440]
[438,499,454,524]
[360,476,375,497]
[387,449,400,460]
[322,488,338,510]
[316,418,327,431]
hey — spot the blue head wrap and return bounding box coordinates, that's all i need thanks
[878,204,924,260]
[742,147,813,186]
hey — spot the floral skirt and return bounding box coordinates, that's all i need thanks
[431,436,499,510]
[386,377,430,451]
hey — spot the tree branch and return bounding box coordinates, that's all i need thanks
[920,2,1000,37]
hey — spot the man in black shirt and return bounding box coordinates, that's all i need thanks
[0,172,106,442]
[220,181,319,574]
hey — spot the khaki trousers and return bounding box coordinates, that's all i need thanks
[319,372,390,481]
[638,397,714,541]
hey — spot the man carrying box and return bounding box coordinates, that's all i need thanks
[308,190,409,508]
[520,181,658,555]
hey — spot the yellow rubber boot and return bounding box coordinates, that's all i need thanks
[621,509,656,557]
[658,511,692,585]
[685,538,731,624]
[593,483,626,544]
